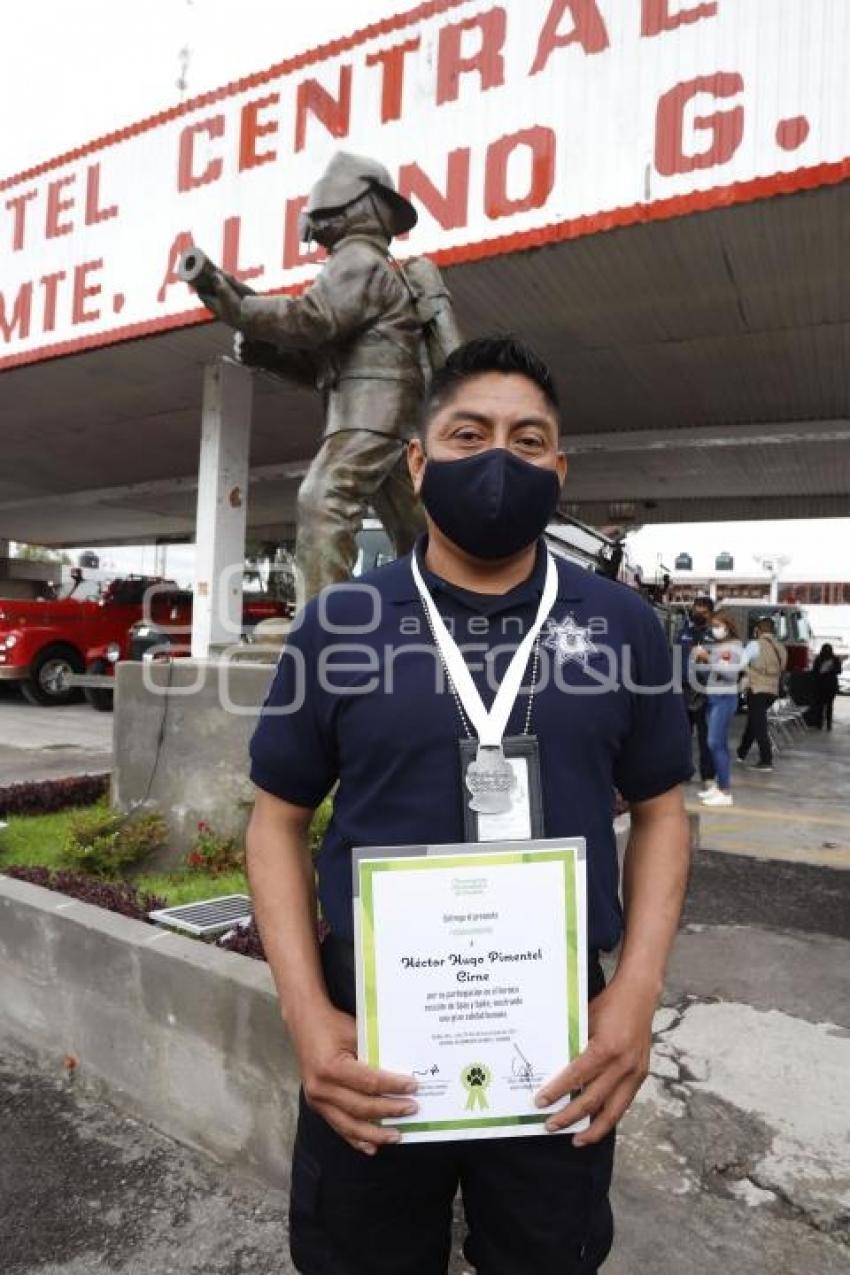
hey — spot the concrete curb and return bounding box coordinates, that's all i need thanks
[0,875,299,1189]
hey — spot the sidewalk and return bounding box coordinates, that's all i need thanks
[686,696,850,871]
[606,921,849,1275]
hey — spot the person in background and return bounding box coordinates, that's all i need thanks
[695,609,747,807]
[811,643,843,731]
[738,617,787,772]
[677,596,716,788]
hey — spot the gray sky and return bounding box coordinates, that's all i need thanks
[3,0,409,178]
[5,1,849,581]
[627,518,849,584]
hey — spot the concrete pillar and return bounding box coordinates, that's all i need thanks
[0,540,10,557]
[191,358,253,658]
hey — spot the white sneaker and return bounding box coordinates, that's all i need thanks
[700,789,733,807]
[697,780,718,799]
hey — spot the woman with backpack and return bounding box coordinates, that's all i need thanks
[737,617,788,771]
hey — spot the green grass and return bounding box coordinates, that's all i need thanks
[0,807,79,868]
[0,795,334,908]
[0,807,248,905]
[134,868,249,905]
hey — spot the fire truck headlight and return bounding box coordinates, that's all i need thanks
[3,633,19,649]
[106,643,121,663]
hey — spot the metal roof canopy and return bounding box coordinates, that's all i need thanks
[2,180,850,546]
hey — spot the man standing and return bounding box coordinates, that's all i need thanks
[677,597,715,788]
[246,337,693,1273]
[738,617,787,771]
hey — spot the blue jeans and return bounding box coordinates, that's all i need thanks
[706,694,738,789]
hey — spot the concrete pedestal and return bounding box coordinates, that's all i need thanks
[112,657,275,870]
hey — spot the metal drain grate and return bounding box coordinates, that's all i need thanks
[148,894,252,938]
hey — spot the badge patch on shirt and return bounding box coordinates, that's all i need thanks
[542,614,598,668]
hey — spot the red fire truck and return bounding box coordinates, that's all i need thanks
[0,575,182,705]
[0,574,288,707]
[77,588,289,711]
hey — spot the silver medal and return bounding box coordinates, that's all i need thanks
[465,745,517,815]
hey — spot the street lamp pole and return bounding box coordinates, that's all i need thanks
[753,553,791,605]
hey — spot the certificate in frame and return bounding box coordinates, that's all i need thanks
[352,837,587,1144]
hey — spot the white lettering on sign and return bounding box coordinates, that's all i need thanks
[1,0,848,367]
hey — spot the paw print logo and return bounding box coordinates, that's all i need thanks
[461,1061,491,1112]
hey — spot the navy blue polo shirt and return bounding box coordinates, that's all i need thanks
[249,536,693,951]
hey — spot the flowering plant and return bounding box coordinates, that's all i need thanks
[185,820,244,874]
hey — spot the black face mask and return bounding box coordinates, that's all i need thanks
[420,449,561,560]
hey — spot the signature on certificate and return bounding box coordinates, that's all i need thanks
[511,1044,535,1088]
[413,1064,440,1077]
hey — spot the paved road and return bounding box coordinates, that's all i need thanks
[684,846,850,940]
[0,685,112,787]
[0,1048,290,1275]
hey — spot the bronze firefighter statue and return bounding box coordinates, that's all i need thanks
[180,151,460,601]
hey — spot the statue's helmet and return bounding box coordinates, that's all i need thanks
[302,151,418,241]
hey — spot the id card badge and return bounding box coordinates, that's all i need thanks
[459,734,545,842]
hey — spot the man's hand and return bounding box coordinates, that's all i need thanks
[534,973,657,1146]
[294,1003,419,1156]
[535,788,688,1147]
[245,791,420,1158]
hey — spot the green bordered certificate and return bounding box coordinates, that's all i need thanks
[353,837,588,1144]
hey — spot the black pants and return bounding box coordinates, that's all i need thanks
[688,702,715,781]
[290,936,615,1275]
[738,692,775,765]
[812,695,836,731]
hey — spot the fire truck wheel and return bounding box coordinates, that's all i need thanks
[83,659,115,712]
[21,644,85,707]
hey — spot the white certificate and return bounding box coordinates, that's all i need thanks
[353,838,588,1143]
